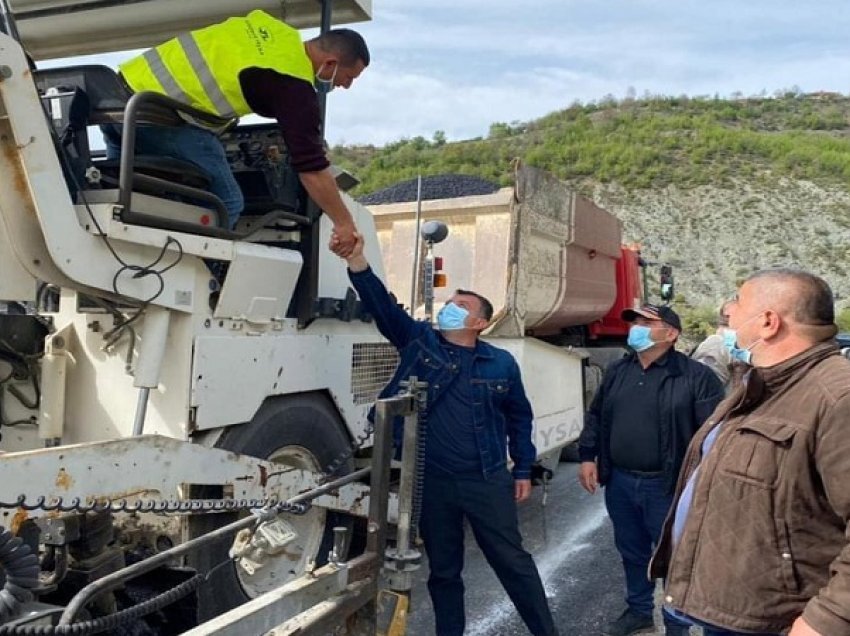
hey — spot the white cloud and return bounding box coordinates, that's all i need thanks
[35,1,850,145]
[319,0,850,144]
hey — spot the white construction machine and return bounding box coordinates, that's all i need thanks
[0,0,427,633]
[0,0,615,632]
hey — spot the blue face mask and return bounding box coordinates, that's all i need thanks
[315,62,338,92]
[627,325,655,352]
[437,302,469,331]
[722,328,760,365]
[722,310,765,365]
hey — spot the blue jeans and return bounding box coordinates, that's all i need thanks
[604,468,688,630]
[702,629,781,636]
[667,608,782,636]
[101,123,243,229]
[419,469,557,636]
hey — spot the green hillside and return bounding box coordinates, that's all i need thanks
[331,92,850,338]
[331,91,850,196]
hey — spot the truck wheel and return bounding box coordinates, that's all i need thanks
[188,393,354,622]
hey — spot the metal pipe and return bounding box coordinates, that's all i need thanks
[0,0,21,42]
[131,305,169,436]
[133,306,170,389]
[317,0,332,137]
[39,343,67,442]
[59,466,370,625]
[409,175,423,315]
[131,388,149,437]
[382,380,424,593]
[423,243,435,322]
[395,409,419,555]
[365,398,398,557]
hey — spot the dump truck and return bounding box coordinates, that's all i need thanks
[366,165,647,457]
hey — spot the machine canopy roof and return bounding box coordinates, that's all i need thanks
[7,0,371,60]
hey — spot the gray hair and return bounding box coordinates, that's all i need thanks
[746,268,834,326]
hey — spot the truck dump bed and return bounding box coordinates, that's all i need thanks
[369,164,623,337]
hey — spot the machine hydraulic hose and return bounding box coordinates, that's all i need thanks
[0,574,203,635]
[0,528,39,623]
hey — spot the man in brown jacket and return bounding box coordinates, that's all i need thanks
[651,269,850,636]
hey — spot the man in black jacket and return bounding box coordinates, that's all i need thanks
[578,304,723,636]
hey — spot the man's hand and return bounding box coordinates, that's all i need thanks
[330,223,358,258]
[330,231,368,272]
[297,169,359,256]
[578,461,599,494]
[788,617,822,636]
[515,479,532,503]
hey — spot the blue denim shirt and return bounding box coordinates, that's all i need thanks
[349,266,536,479]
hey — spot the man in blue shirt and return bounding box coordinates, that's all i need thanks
[339,235,557,636]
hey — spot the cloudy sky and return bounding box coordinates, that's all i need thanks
[46,1,850,146]
[323,0,850,146]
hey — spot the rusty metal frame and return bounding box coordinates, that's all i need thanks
[4,385,418,634]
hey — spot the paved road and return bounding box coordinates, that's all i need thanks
[404,462,677,636]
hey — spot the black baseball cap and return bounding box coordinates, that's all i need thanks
[621,303,682,332]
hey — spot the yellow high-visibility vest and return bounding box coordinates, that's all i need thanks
[120,10,314,118]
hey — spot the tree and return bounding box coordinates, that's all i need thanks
[488,122,512,139]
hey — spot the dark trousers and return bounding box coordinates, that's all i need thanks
[419,469,557,636]
[604,468,688,629]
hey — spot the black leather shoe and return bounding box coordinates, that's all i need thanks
[602,609,655,636]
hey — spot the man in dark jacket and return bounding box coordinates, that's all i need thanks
[578,304,723,636]
[652,269,850,636]
[339,234,557,636]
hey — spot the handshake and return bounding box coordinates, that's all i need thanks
[330,226,367,272]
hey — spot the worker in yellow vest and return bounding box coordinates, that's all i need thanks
[103,9,368,255]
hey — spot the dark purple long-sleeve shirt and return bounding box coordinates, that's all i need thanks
[239,67,329,173]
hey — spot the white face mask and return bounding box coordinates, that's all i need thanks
[315,63,338,91]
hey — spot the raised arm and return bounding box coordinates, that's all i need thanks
[343,235,425,349]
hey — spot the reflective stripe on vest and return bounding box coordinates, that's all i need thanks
[120,10,314,119]
[174,33,236,116]
[141,47,191,105]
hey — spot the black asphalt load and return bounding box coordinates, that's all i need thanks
[358,174,500,205]
[404,463,671,636]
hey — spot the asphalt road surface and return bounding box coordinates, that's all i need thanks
[404,462,677,636]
